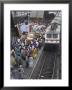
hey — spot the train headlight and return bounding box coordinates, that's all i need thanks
[57,41,59,43]
[56,40,59,43]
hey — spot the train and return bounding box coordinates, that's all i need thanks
[44,13,61,49]
[44,12,61,47]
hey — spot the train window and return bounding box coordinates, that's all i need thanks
[47,34,51,38]
[51,23,58,30]
[53,34,58,38]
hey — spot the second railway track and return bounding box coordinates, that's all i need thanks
[38,51,57,79]
[30,47,61,79]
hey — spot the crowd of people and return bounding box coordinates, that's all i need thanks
[11,32,43,69]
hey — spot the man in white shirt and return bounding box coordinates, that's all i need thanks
[20,22,29,33]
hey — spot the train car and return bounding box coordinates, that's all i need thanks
[44,22,61,49]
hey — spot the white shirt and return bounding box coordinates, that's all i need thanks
[20,23,29,33]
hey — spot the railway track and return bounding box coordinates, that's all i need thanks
[38,51,57,79]
[30,47,61,79]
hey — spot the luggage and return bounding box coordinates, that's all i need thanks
[29,57,33,67]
